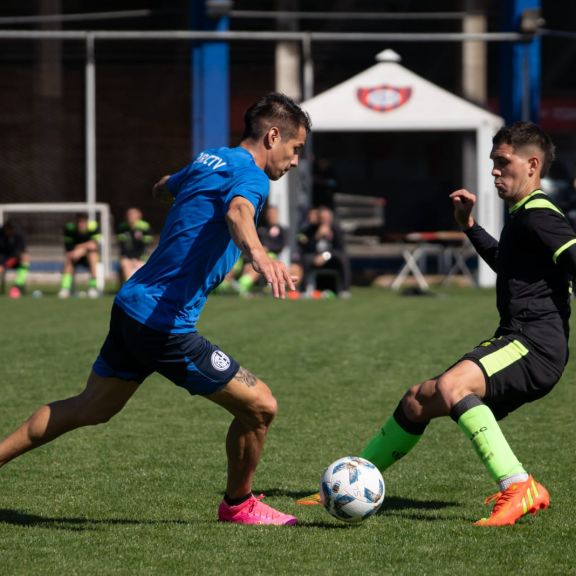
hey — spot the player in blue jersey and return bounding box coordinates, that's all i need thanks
[0,93,311,526]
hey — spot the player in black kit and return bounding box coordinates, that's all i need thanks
[298,122,576,526]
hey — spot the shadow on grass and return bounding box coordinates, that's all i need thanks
[0,509,191,531]
[266,488,456,509]
[263,488,462,522]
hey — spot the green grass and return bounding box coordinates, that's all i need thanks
[0,288,574,575]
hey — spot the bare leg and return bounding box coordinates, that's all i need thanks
[86,250,100,283]
[0,371,139,468]
[207,367,278,499]
[402,360,487,422]
[62,253,76,275]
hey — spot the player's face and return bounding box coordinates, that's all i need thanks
[490,143,539,205]
[76,218,88,232]
[266,125,307,181]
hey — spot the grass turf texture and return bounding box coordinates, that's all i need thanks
[0,288,574,575]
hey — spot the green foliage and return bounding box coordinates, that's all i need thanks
[0,289,574,575]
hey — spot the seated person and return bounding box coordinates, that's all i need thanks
[117,207,154,284]
[58,213,101,299]
[0,219,30,298]
[236,205,287,295]
[297,205,351,298]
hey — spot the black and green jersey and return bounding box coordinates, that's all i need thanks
[466,189,576,364]
[117,219,153,259]
[64,220,101,252]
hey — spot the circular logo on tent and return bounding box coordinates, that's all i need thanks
[211,350,231,372]
[357,85,412,112]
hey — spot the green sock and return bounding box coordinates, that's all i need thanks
[360,403,427,472]
[61,273,73,290]
[15,263,29,287]
[88,277,97,289]
[452,395,526,484]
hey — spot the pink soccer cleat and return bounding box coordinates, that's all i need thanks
[8,286,22,299]
[218,494,298,526]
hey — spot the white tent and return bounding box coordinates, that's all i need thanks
[275,49,504,287]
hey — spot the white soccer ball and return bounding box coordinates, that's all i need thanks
[320,456,385,523]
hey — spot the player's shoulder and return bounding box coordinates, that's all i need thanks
[516,191,571,239]
[194,145,245,163]
[522,191,564,216]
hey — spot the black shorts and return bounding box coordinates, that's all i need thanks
[73,255,93,269]
[93,304,240,396]
[460,333,563,420]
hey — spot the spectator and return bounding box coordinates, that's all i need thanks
[58,213,101,299]
[0,219,30,298]
[237,205,287,295]
[117,208,154,284]
[298,206,351,298]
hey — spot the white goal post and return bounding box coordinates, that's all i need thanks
[0,203,113,288]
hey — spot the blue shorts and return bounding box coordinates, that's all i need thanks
[93,304,240,395]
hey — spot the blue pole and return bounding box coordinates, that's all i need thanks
[190,2,230,157]
[500,0,541,124]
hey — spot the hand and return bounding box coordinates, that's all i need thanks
[314,252,332,267]
[449,189,476,230]
[251,249,295,299]
[152,175,173,205]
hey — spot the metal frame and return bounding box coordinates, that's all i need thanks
[0,203,112,281]
[0,27,528,210]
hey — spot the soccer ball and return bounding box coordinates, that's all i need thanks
[320,456,385,523]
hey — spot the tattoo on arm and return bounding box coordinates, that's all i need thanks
[236,367,257,388]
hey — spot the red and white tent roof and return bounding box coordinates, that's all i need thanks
[299,50,504,287]
[302,49,502,132]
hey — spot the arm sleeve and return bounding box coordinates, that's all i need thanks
[555,242,576,275]
[331,225,347,253]
[166,165,191,198]
[465,223,499,272]
[226,170,269,215]
[64,225,75,251]
[525,209,576,276]
[89,223,102,243]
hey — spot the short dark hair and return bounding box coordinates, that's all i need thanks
[492,121,556,177]
[242,93,312,141]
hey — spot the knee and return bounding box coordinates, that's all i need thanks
[257,394,278,427]
[247,393,278,430]
[435,373,461,410]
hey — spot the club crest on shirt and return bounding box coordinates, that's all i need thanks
[211,350,231,371]
[357,85,412,112]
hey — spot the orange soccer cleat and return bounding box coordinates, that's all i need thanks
[296,492,322,506]
[474,476,550,527]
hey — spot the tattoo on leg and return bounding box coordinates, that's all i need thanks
[236,367,257,388]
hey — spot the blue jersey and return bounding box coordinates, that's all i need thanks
[115,146,269,333]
